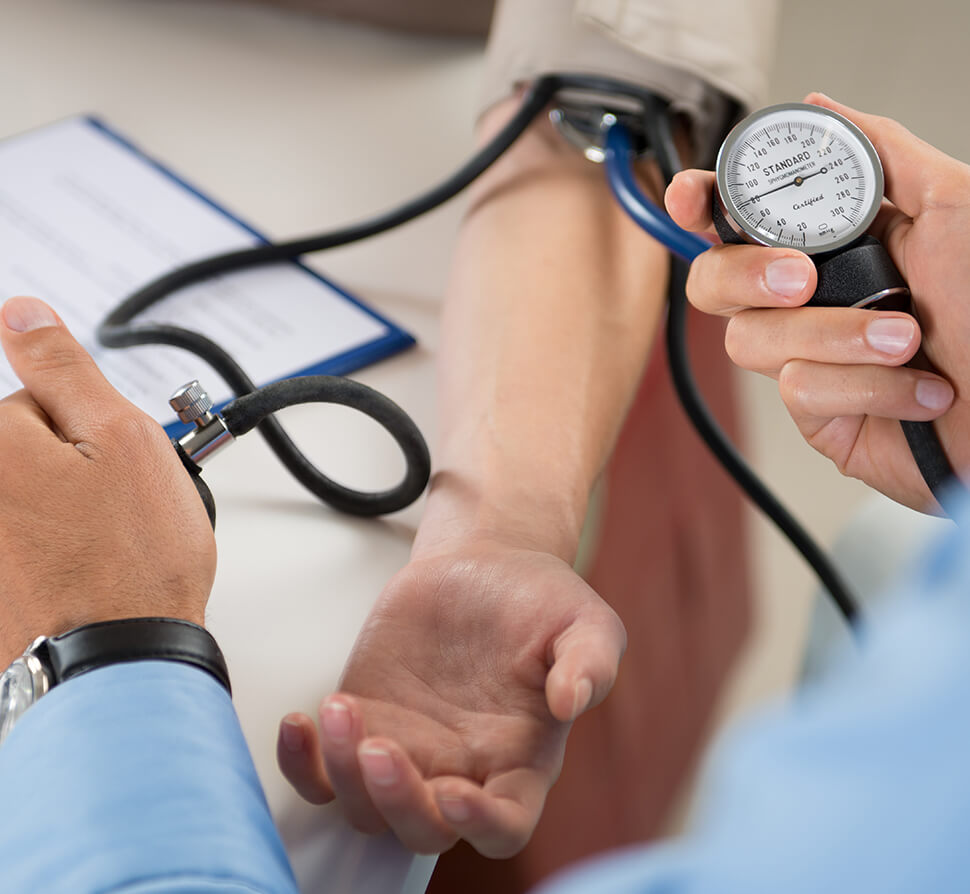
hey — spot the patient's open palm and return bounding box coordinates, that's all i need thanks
[277,542,625,857]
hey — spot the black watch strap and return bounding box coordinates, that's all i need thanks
[41,618,231,696]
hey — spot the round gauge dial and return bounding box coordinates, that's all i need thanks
[715,102,883,255]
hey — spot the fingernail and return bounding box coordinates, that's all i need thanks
[866,317,916,355]
[765,257,812,298]
[2,297,58,332]
[438,796,471,824]
[571,678,593,720]
[320,701,352,744]
[916,379,954,411]
[280,718,305,753]
[359,746,398,786]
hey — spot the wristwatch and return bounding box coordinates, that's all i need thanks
[0,618,231,747]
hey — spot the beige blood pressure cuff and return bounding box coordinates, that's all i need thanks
[480,0,779,164]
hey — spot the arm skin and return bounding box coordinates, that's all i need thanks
[420,94,670,565]
[665,93,970,514]
[275,94,674,856]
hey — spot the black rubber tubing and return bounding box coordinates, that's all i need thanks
[221,376,431,516]
[665,255,860,625]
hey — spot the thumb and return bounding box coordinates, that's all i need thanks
[545,607,627,723]
[804,93,962,221]
[1,296,125,441]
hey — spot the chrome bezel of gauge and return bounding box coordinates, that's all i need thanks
[715,102,884,255]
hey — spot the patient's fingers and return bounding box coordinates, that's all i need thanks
[432,767,549,859]
[355,738,459,854]
[276,712,335,805]
[315,696,388,834]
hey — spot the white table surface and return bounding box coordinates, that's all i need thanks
[2,1,489,889]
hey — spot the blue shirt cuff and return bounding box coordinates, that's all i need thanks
[0,660,298,894]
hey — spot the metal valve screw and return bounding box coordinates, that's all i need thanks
[167,380,234,465]
[169,380,214,426]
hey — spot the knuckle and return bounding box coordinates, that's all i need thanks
[777,360,809,409]
[611,610,628,656]
[921,162,970,209]
[875,114,906,140]
[478,828,531,860]
[686,244,723,289]
[724,312,754,365]
[704,243,737,273]
[684,261,716,312]
[99,407,166,450]
[687,245,738,314]
[589,603,628,664]
[872,115,918,157]
[684,259,704,307]
[23,341,94,376]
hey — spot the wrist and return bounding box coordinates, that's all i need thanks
[410,468,589,563]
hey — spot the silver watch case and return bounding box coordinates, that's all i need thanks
[0,637,51,747]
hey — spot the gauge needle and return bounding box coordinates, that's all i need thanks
[738,166,829,207]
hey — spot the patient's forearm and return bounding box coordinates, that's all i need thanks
[413,96,670,564]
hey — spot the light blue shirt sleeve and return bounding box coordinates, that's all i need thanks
[0,660,298,894]
[537,495,970,894]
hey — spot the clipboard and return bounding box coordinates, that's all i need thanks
[0,115,416,437]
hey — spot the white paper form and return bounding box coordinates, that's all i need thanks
[0,117,413,430]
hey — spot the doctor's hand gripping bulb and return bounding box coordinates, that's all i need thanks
[711,101,959,506]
